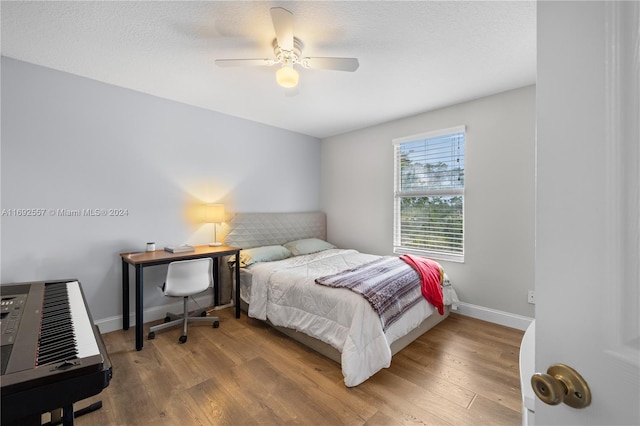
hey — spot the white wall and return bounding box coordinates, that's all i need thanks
[1,57,321,330]
[321,85,535,319]
[1,57,535,331]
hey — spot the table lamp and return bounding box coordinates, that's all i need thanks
[203,204,225,246]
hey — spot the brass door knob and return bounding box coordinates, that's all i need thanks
[531,364,591,408]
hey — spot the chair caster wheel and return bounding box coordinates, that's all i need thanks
[164,316,171,323]
[213,321,220,328]
[179,335,187,344]
[200,311,207,317]
[148,332,155,340]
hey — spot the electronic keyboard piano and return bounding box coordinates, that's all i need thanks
[1,279,112,426]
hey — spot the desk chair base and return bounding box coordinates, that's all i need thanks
[148,297,219,344]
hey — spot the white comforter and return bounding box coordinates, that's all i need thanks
[246,249,437,387]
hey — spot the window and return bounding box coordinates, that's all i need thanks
[393,126,465,262]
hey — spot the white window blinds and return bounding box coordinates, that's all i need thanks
[393,126,465,261]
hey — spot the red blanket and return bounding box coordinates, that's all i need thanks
[400,254,445,315]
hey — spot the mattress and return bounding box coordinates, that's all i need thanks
[239,248,441,387]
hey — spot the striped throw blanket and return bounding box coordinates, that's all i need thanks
[315,256,423,331]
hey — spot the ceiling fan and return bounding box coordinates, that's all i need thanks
[215,7,359,88]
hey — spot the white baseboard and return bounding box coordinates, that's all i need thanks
[95,294,216,334]
[453,302,534,331]
[96,299,533,334]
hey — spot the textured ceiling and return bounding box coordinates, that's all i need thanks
[1,1,536,139]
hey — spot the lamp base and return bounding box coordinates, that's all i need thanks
[209,242,222,247]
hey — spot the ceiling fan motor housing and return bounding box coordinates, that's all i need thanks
[272,37,305,68]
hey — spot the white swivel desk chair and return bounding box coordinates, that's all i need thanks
[147,258,219,344]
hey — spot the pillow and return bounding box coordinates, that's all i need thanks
[230,245,292,268]
[283,238,336,256]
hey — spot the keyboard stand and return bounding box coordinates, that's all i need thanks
[44,401,104,426]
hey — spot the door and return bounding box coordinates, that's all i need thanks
[536,1,639,425]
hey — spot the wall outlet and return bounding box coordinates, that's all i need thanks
[528,290,536,304]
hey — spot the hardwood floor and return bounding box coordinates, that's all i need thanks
[73,310,525,426]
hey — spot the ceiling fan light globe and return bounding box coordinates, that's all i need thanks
[276,66,299,88]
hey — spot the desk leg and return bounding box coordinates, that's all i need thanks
[135,265,143,351]
[122,259,129,330]
[235,256,240,318]
[213,257,219,307]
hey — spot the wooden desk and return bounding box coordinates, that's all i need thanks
[120,245,241,350]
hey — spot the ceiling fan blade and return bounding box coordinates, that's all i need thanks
[215,59,272,67]
[270,7,294,51]
[303,57,360,72]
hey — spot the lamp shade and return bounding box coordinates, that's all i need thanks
[202,204,225,223]
[276,65,299,88]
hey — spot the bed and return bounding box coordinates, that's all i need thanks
[224,212,458,387]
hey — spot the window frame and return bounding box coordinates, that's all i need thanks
[392,125,466,262]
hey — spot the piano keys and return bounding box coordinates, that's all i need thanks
[1,279,112,426]
[37,281,101,365]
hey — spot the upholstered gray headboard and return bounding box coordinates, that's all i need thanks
[224,212,326,249]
